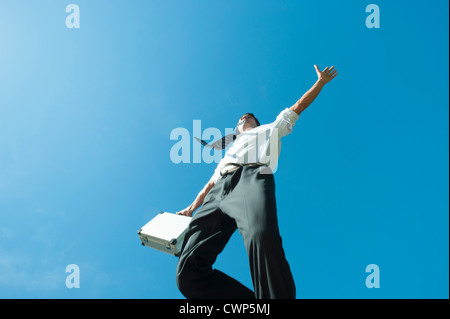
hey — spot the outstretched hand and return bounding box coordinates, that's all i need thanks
[314,65,338,85]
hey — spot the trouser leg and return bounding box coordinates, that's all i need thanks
[176,165,295,299]
[176,186,255,299]
[221,166,296,299]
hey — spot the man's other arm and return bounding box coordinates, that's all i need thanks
[176,176,215,217]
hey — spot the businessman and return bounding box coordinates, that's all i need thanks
[176,65,338,299]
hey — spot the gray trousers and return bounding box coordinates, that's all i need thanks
[176,165,296,299]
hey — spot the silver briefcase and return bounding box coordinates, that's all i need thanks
[137,212,192,257]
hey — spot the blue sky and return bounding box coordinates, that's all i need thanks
[0,0,448,298]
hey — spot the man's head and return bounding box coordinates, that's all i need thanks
[237,113,260,133]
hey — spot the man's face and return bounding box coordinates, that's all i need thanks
[237,114,258,132]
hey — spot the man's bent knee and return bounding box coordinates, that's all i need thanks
[176,269,192,298]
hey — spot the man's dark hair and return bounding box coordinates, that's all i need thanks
[245,113,260,126]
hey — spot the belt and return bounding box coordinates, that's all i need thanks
[219,162,266,178]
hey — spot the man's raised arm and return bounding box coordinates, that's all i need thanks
[290,65,338,115]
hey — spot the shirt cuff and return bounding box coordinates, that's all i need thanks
[281,108,300,125]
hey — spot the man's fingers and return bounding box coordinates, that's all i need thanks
[316,64,338,80]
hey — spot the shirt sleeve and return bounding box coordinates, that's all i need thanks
[273,108,300,138]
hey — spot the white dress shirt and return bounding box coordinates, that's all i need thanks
[211,108,299,183]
